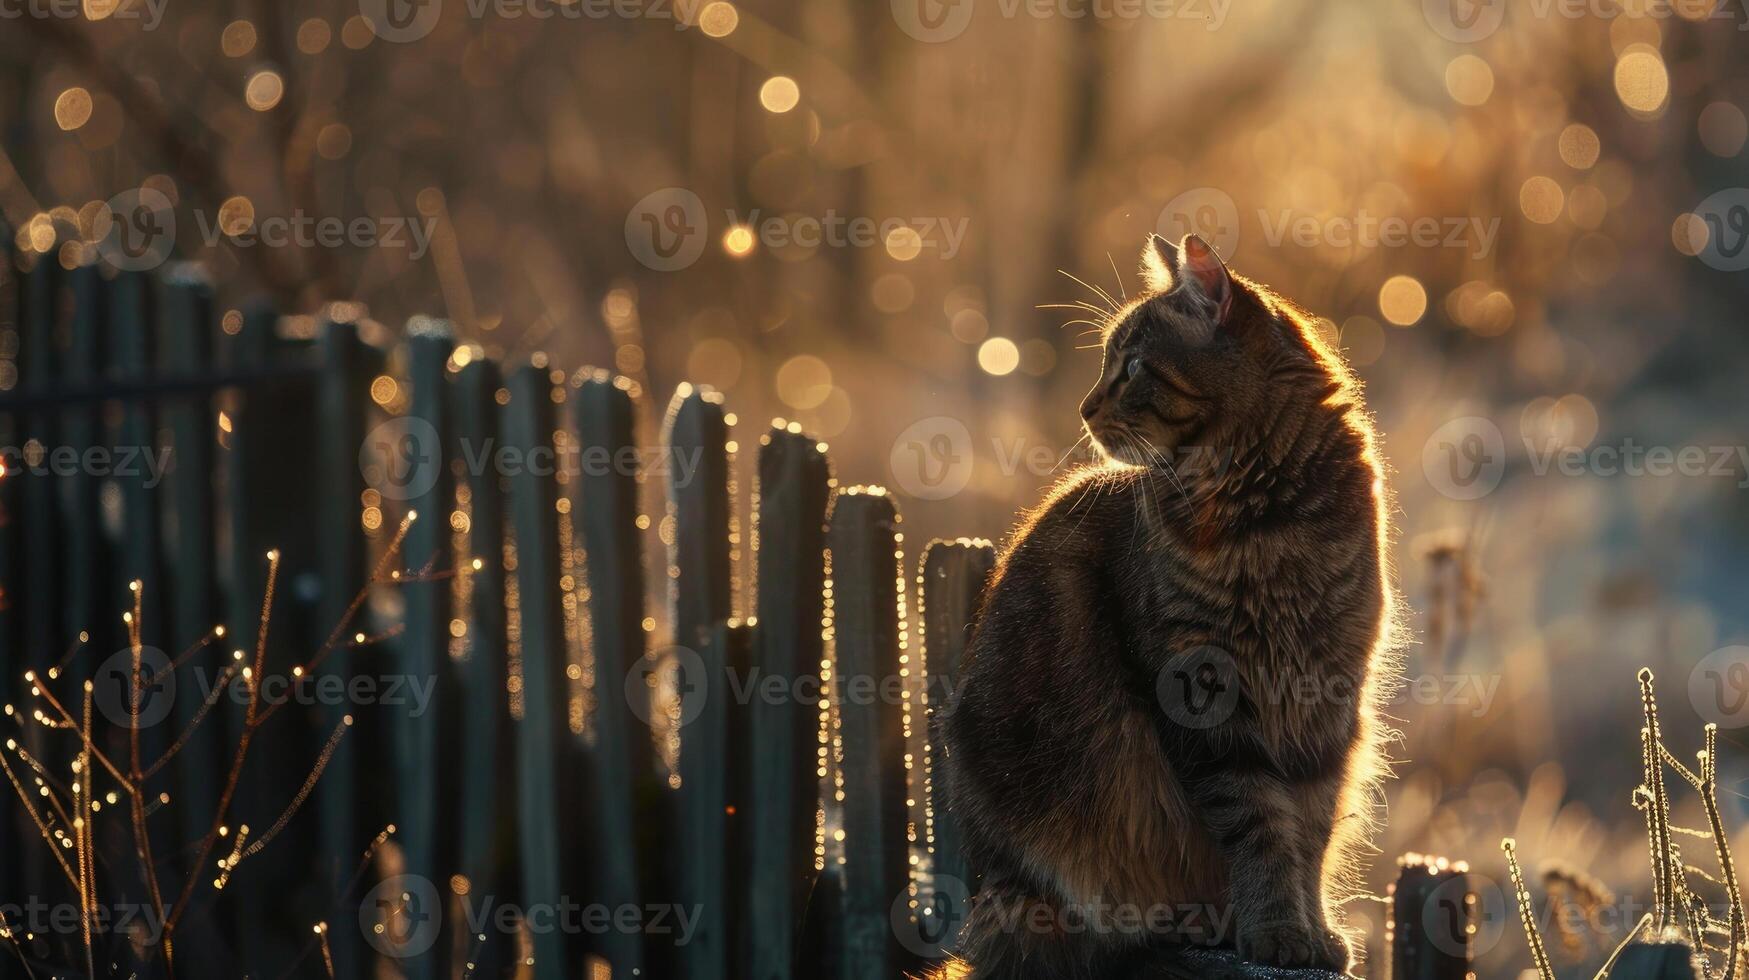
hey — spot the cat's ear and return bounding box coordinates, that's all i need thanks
[1178,234,1233,322]
[1141,234,1180,294]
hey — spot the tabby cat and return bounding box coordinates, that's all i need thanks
[936,233,1399,978]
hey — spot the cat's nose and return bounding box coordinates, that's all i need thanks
[1079,394,1102,422]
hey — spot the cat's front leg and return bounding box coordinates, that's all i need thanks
[1161,728,1346,972]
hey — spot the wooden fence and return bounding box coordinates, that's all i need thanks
[0,248,1479,979]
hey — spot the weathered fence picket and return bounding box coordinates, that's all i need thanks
[748,425,833,980]
[827,488,913,980]
[570,372,648,975]
[504,361,572,978]
[0,249,1479,980]
[450,356,517,975]
[919,539,994,897]
[395,319,454,980]
[1389,856,1473,980]
[159,268,224,854]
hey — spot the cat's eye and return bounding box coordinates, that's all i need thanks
[1125,356,1143,379]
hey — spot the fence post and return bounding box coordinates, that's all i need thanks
[827,487,911,980]
[394,318,455,980]
[449,356,515,973]
[503,361,572,978]
[157,267,224,882]
[679,619,753,980]
[310,311,381,974]
[569,372,647,974]
[747,423,831,980]
[1390,854,1473,980]
[0,238,18,905]
[16,253,62,902]
[665,384,732,972]
[919,539,994,900]
[63,264,111,694]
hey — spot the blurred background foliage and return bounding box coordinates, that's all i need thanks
[3,0,1748,974]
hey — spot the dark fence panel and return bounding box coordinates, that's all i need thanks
[504,362,572,978]
[1390,856,1473,980]
[449,357,516,974]
[747,425,832,980]
[570,373,647,975]
[827,488,911,980]
[919,539,994,895]
[395,319,455,980]
[158,269,224,881]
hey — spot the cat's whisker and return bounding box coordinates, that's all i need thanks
[1107,252,1128,303]
[1056,270,1122,312]
[1051,431,1093,475]
[1135,436,1194,514]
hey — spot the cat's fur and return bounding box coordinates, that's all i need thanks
[935,234,1400,978]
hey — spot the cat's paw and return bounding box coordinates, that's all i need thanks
[1316,927,1354,973]
[1237,922,1346,971]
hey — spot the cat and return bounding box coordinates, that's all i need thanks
[934,233,1400,978]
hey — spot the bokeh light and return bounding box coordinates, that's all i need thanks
[759,76,800,114]
[977,338,1020,376]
